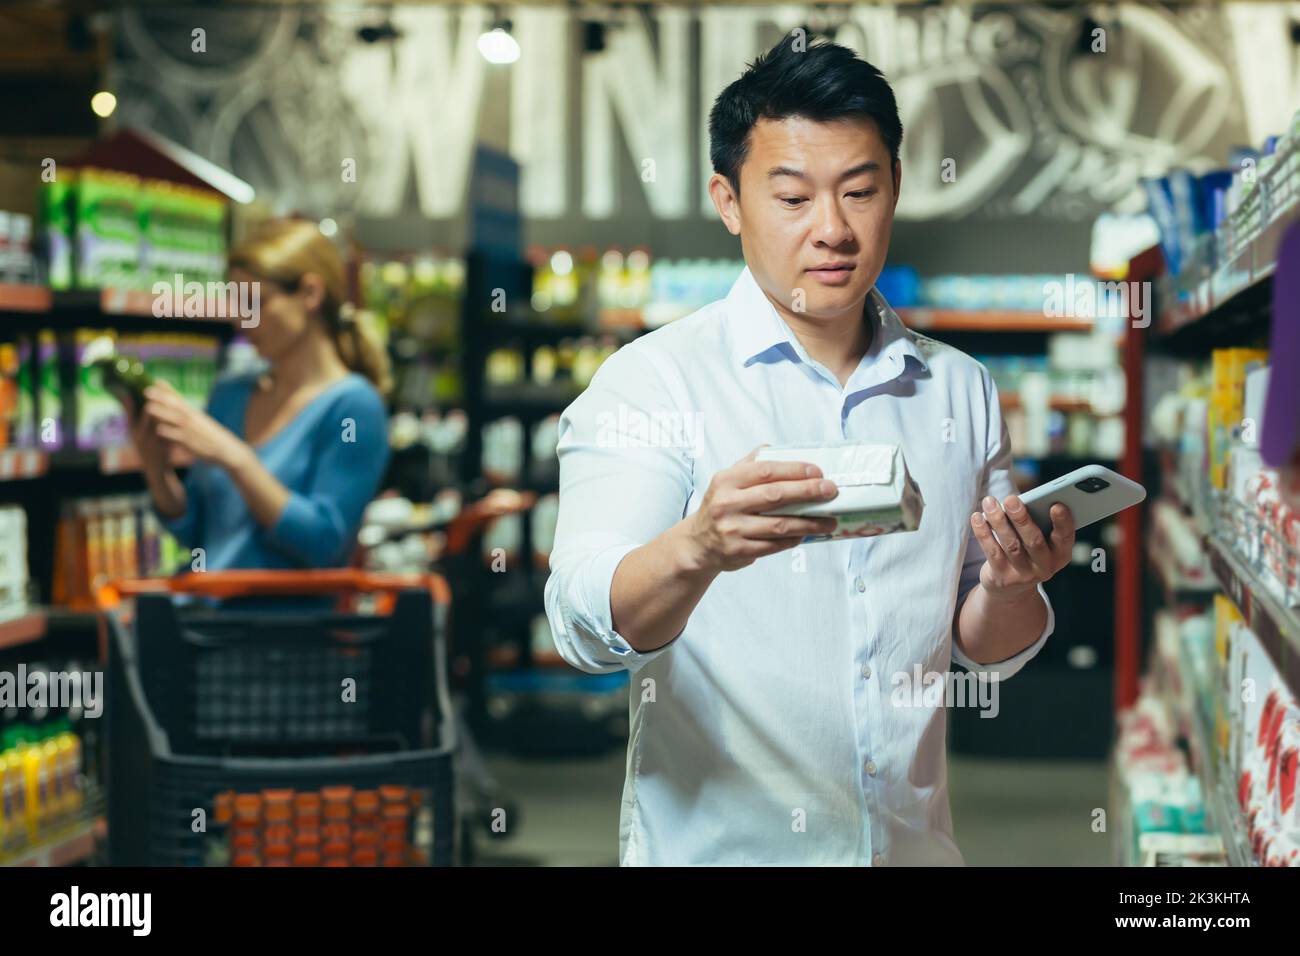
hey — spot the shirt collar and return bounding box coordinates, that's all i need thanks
[722,265,929,376]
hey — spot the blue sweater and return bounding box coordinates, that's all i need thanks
[160,371,390,573]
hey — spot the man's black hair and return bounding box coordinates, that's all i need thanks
[709,36,903,194]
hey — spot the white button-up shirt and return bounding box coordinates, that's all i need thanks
[544,266,1054,866]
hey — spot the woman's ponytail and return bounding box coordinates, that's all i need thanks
[331,303,393,397]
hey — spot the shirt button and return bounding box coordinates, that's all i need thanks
[864,760,877,776]
[861,664,872,679]
[872,853,885,866]
[854,577,866,593]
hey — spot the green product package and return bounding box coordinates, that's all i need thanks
[144,184,228,287]
[14,336,36,447]
[41,174,76,291]
[36,331,63,450]
[74,168,143,291]
[80,334,139,448]
[136,178,169,287]
[93,352,153,409]
[191,189,228,285]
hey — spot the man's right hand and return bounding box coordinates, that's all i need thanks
[676,446,840,572]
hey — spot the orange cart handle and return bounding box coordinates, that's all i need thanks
[445,490,537,555]
[97,569,451,611]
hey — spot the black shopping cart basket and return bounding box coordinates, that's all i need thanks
[98,569,456,866]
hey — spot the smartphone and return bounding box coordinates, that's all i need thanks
[1017,464,1146,535]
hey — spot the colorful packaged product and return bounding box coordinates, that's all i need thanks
[72,168,143,290]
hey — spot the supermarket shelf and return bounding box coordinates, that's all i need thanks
[899,308,1094,333]
[0,611,47,650]
[1175,641,1253,867]
[0,283,53,313]
[483,315,593,340]
[1157,201,1300,344]
[1207,535,1300,699]
[0,448,48,481]
[42,608,99,630]
[0,289,238,333]
[0,814,104,868]
[596,308,647,330]
[488,647,570,669]
[1000,393,1101,414]
[1146,540,1216,604]
[1014,454,1119,470]
[477,311,646,341]
[47,445,192,475]
[483,383,582,416]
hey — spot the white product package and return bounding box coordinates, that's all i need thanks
[756,441,924,541]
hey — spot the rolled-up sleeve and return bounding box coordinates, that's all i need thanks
[951,373,1054,681]
[545,345,695,675]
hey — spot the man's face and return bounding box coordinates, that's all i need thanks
[710,115,900,324]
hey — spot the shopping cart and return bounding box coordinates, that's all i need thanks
[97,569,456,866]
[358,489,537,863]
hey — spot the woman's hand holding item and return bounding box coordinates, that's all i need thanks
[127,395,175,475]
[142,381,251,471]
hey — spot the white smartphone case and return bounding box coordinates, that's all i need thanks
[1017,464,1146,535]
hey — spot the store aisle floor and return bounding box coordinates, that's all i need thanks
[475,752,1111,866]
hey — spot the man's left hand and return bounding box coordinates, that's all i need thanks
[969,494,1075,599]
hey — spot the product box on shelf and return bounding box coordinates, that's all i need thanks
[1214,595,1240,759]
[71,168,144,291]
[140,180,228,287]
[40,173,75,291]
[0,343,19,451]
[36,331,63,451]
[38,167,228,294]
[0,211,35,286]
[1113,695,1227,865]
[0,720,85,850]
[13,335,35,449]
[0,505,29,621]
[1226,611,1300,864]
[52,494,181,609]
[1208,348,1268,491]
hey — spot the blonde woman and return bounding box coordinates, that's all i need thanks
[131,218,391,572]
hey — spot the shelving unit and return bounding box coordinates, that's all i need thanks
[0,282,231,615]
[1174,639,1252,867]
[0,786,106,868]
[0,283,52,313]
[0,611,47,650]
[999,393,1106,414]
[0,448,47,481]
[1158,203,1300,339]
[0,815,104,868]
[1206,537,1300,699]
[456,248,647,751]
[0,285,238,332]
[1121,178,1300,864]
[899,308,1094,333]
[1146,539,1217,605]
